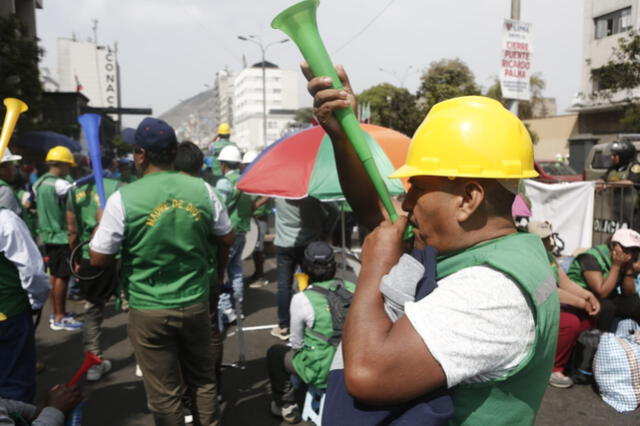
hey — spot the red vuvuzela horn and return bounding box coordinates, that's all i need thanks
[67,351,103,387]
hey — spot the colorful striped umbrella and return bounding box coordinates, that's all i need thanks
[237,124,408,201]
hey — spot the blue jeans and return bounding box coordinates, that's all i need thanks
[275,245,306,329]
[0,311,36,403]
[218,233,246,326]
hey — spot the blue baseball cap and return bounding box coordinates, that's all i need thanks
[134,117,177,152]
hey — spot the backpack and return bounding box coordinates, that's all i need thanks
[306,280,353,347]
[568,328,602,385]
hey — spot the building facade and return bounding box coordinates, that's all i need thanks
[56,38,120,110]
[567,0,640,172]
[212,67,235,129]
[232,61,299,151]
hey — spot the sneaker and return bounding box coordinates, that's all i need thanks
[49,312,80,324]
[270,326,290,341]
[87,359,112,381]
[249,279,269,289]
[223,308,237,324]
[135,364,143,377]
[50,316,84,331]
[549,371,573,388]
[270,401,301,424]
[184,414,193,424]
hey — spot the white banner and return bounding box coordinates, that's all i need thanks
[500,19,532,101]
[524,180,595,256]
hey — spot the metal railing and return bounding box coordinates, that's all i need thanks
[592,182,639,245]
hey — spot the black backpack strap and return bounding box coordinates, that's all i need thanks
[306,280,351,347]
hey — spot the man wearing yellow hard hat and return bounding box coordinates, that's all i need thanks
[207,123,239,184]
[305,66,559,425]
[34,146,83,331]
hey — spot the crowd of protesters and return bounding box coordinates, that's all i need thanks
[3,64,640,426]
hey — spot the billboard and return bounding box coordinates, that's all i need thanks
[500,19,532,101]
[96,46,119,109]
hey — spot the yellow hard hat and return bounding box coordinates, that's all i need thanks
[390,96,537,179]
[217,123,231,135]
[45,146,76,166]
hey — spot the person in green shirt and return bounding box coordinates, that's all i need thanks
[174,140,228,393]
[267,241,354,424]
[306,65,559,425]
[66,147,121,382]
[89,118,234,425]
[34,145,83,331]
[215,145,253,326]
[208,123,239,185]
[566,228,640,331]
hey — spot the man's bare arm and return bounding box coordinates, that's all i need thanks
[302,64,385,230]
[343,216,446,404]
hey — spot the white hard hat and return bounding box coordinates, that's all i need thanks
[1,148,22,164]
[242,150,259,164]
[218,145,242,163]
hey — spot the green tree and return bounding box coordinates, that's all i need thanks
[484,73,548,119]
[293,107,314,124]
[416,58,480,113]
[591,30,640,130]
[0,15,43,135]
[357,83,422,136]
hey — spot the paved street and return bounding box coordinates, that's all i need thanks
[33,250,640,426]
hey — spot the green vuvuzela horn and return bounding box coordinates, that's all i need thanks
[272,0,403,225]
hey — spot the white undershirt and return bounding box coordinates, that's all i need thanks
[90,181,232,255]
[405,265,535,388]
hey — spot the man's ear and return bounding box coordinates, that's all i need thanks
[455,180,484,222]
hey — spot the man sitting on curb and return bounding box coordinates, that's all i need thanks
[267,241,355,424]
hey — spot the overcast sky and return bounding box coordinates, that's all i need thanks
[36,0,585,128]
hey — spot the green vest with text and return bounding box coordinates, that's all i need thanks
[436,232,559,426]
[566,245,612,290]
[34,173,69,245]
[119,171,215,310]
[223,170,252,234]
[292,279,356,389]
[69,177,121,259]
[0,209,29,319]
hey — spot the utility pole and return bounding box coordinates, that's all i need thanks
[92,19,98,45]
[508,0,520,115]
[237,35,289,148]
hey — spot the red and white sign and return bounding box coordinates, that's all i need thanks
[500,19,532,101]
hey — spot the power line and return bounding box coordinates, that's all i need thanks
[180,5,242,65]
[331,0,398,55]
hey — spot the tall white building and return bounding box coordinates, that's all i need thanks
[233,61,299,151]
[57,38,120,109]
[213,67,235,128]
[572,0,639,110]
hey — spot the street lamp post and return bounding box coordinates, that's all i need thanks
[378,65,416,88]
[238,35,288,148]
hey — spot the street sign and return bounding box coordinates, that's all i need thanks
[500,18,532,101]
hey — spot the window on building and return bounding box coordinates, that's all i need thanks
[267,121,278,129]
[594,7,632,40]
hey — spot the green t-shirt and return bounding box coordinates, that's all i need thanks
[34,173,71,245]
